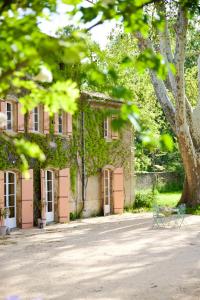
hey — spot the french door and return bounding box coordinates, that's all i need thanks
[103,169,112,215]
[45,170,54,223]
[4,172,16,228]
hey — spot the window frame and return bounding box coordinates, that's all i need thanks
[104,169,112,206]
[6,102,13,131]
[45,170,54,213]
[4,171,16,219]
[33,106,40,132]
[104,117,110,139]
[58,112,63,134]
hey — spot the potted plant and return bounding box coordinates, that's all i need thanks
[0,207,9,236]
[37,200,46,229]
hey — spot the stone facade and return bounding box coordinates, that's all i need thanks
[70,92,134,218]
[0,91,134,229]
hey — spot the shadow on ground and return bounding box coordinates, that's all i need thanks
[0,213,200,300]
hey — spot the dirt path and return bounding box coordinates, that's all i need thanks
[0,213,200,300]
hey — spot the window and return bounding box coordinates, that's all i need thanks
[4,172,16,219]
[104,116,119,140]
[58,113,63,134]
[45,170,54,213]
[33,107,39,132]
[104,117,109,138]
[6,102,12,130]
[104,169,112,206]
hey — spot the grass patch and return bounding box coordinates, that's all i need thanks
[125,191,182,213]
[156,192,181,207]
[186,205,200,215]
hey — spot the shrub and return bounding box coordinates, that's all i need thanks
[156,181,183,193]
[134,191,156,209]
[70,211,82,221]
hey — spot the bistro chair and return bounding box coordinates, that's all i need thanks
[152,204,166,228]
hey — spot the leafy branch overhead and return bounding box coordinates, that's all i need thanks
[0,0,199,191]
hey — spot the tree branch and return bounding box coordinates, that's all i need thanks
[174,6,188,124]
[135,32,176,133]
[149,71,176,133]
[156,2,173,64]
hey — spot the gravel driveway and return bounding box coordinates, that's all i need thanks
[0,213,200,300]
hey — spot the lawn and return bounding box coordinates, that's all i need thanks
[155,192,181,207]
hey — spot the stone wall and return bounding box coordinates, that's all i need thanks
[135,171,183,192]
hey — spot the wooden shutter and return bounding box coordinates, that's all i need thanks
[0,100,6,130]
[101,171,105,214]
[40,169,46,222]
[0,171,4,225]
[67,113,72,136]
[43,110,49,134]
[58,168,70,223]
[111,115,119,140]
[112,167,124,214]
[0,100,6,113]
[0,171,4,210]
[54,113,59,134]
[21,169,33,228]
[17,102,24,133]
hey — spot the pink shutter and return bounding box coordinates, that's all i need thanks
[112,168,124,214]
[0,100,6,113]
[54,113,59,134]
[28,110,33,132]
[44,110,49,134]
[67,113,72,136]
[21,169,33,228]
[17,102,24,132]
[0,101,6,130]
[40,169,46,222]
[0,171,4,225]
[111,116,119,140]
[58,168,70,223]
[0,171,4,209]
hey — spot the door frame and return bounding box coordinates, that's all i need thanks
[45,170,54,223]
[4,171,17,228]
[103,168,113,216]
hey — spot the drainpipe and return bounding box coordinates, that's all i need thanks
[81,109,85,210]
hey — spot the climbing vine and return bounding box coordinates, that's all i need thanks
[0,104,133,197]
[71,103,132,178]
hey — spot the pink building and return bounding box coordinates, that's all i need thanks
[0,92,134,230]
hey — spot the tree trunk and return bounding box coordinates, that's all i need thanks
[180,175,200,207]
[178,133,200,207]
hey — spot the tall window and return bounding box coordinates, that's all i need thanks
[58,113,63,134]
[33,107,39,132]
[6,102,12,130]
[104,169,112,206]
[45,170,54,213]
[104,117,109,138]
[4,172,16,219]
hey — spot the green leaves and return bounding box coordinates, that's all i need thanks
[14,79,79,115]
[14,138,46,177]
[135,49,168,79]
[140,131,174,152]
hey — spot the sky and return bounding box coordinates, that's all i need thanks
[39,2,117,49]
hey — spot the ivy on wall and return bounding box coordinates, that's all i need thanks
[0,105,133,222]
[72,103,132,178]
[0,104,132,197]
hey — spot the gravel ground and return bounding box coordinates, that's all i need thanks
[0,213,200,300]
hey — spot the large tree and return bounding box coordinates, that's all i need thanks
[77,0,200,206]
[135,2,200,206]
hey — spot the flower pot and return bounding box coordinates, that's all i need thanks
[38,218,46,229]
[0,226,7,237]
